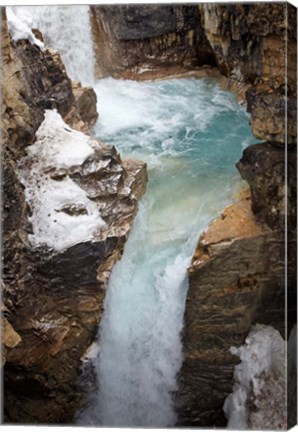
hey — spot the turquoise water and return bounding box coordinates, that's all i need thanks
[78,77,257,427]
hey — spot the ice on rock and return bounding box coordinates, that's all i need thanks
[30,110,95,169]
[6,8,44,49]
[19,110,106,251]
[223,324,286,430]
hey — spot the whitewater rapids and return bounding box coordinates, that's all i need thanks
[77,77,257,427]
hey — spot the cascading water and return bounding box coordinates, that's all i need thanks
[10,6,258,426]
[77,77,257,427]
[9,6,95,86]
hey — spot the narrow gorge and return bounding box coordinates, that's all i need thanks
[1,3,297,429]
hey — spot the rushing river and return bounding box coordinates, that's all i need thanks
[9,6,258,426]
[77,77,257,427]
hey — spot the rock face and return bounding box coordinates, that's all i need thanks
[2,3,296,428]
[68,80,98,130]
[199,4,287,85]
[199,3,297,146]
[177,2,297,428]
[177,191,286,426]
[2,8,147,424]
[90,5,216,79]
[237,143,297,231]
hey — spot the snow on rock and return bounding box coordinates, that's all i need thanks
[224,324,286,430]
[6,7,44,49]
[30,110,94,168]
[19,110,106,251]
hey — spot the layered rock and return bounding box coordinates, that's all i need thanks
[177,2,297,428]
[178,141,296,425]
[2,3,296,428]
[4,139,147,423]
[177,190,286,426]
[199,4,287,85]
[2,9,147,424]
[199,3,297,146]
[90,5,216,80]
[237,143,296,231]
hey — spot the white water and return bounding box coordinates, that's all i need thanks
[8,7,259,425]
[10,6,95,86]
[77,77,257,427]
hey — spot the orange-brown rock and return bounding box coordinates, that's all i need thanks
[2,316,22,367]
[70,80,98,129]
[176,192,287,427]
[176,5,296,425]
[199,3,293,88]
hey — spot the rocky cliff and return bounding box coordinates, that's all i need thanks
[1,8,147,423]
[200,3,296,145]
[90,5,216,80]
[177,3,297,428]
[2,3,296,428]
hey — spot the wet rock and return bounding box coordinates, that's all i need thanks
[178,4,296,426]
[237,143,297,231]
[2,8,147,424]
[177,192,286,427]
[90,5,216,79]
[246,85,296,146]
[199,3,294,88]
[71,80,98,128]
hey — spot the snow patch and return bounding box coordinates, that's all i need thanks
[19,110,106,251]
[6,7,44,50]
[224,324,286,430]
[31,110,95,169]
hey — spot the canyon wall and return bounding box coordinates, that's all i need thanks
[2,3,296,427]
[88,4,296,425]
[90,5,216,79]
[1,8,147,423]
[199,3,297,145]
[177,3,297,428]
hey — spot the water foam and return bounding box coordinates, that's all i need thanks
[10,5,95,86]
[77,77,258,426]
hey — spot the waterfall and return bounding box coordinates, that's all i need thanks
[10,5,95,87]
[8,7,258,425]
[77,77,257,426]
